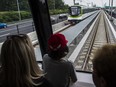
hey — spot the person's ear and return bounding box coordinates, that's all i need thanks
[100,77,107,87]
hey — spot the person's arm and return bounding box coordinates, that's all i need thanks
[42,54,48,71]
[69,61,77,82]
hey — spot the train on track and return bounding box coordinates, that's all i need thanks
[68,5,99,24]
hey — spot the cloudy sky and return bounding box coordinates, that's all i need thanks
[63,0,116,7]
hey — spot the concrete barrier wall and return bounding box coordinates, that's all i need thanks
[52,20,67,31]
[27,31,38,45]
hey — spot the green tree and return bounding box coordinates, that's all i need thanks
[55,0,65,9]
[47,0,55,10]
[47,0,67,10]
[0,0,30,11]
[0,0,17,11]
[19,0,30,11]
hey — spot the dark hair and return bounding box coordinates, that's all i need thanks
[48,45,69,60]
[92,44,116,87]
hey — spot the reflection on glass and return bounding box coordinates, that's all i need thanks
[71,7,81,16]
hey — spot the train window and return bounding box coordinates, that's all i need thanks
[71,7,78,15]
[70,6,81,16]
[78,7,81,15]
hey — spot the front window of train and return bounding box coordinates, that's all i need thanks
[70,6,81,16]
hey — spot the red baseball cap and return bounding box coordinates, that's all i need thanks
[48,33,68,51]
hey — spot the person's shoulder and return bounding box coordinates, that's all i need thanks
[61,59,73,65]
[61,58,72,63]
[43,54,50,60]
[43,54,48,58]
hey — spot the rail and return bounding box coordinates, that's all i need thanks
[65,11,100,62]
[69,10,116,87]
[68,11,116,73]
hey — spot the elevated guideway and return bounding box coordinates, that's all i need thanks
[34,10,100,62]
[74,11,115,71]
[34,10,116,87]
[68,10,116,87]
[33,11,100,87]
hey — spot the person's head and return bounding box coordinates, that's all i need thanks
[0,34,42,87]
[19,34,42,77]
[92,44,116,87]
[48,33,69,60]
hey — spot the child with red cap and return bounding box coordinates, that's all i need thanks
[43,33,77,87]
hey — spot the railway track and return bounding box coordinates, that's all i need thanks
[74,11,116,72]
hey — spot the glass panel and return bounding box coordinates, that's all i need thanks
[71,6,81,16]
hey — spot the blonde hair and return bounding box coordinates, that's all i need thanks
[93,44,116,87]
[20,34,43,77]
[0,35,42,87]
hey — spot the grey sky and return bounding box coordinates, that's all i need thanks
[63,0,116,7]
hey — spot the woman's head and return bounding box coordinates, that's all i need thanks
[48,33,69,60]
[0,34,42,87]
[1,35,32,86]
[92,44,116,87]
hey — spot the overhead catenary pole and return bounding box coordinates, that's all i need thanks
[110,0,113,21]
[16,0,21,21]
[108,0,111,19]
[109,0,111,10]
[54,0,55,9]
[87,3,90,7]
[73,0,75,5]
[75,0,82,5]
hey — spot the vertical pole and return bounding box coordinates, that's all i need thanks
[32,22,35,31]
[109,0,110,13]
[16,25,19,34]
[28,0,53,56]
[16,0,21,21]
[54,0,55,9]
[108,0,111,19]
[80,0,82,5]
[73,0,75,5]
[110,0,113,21]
